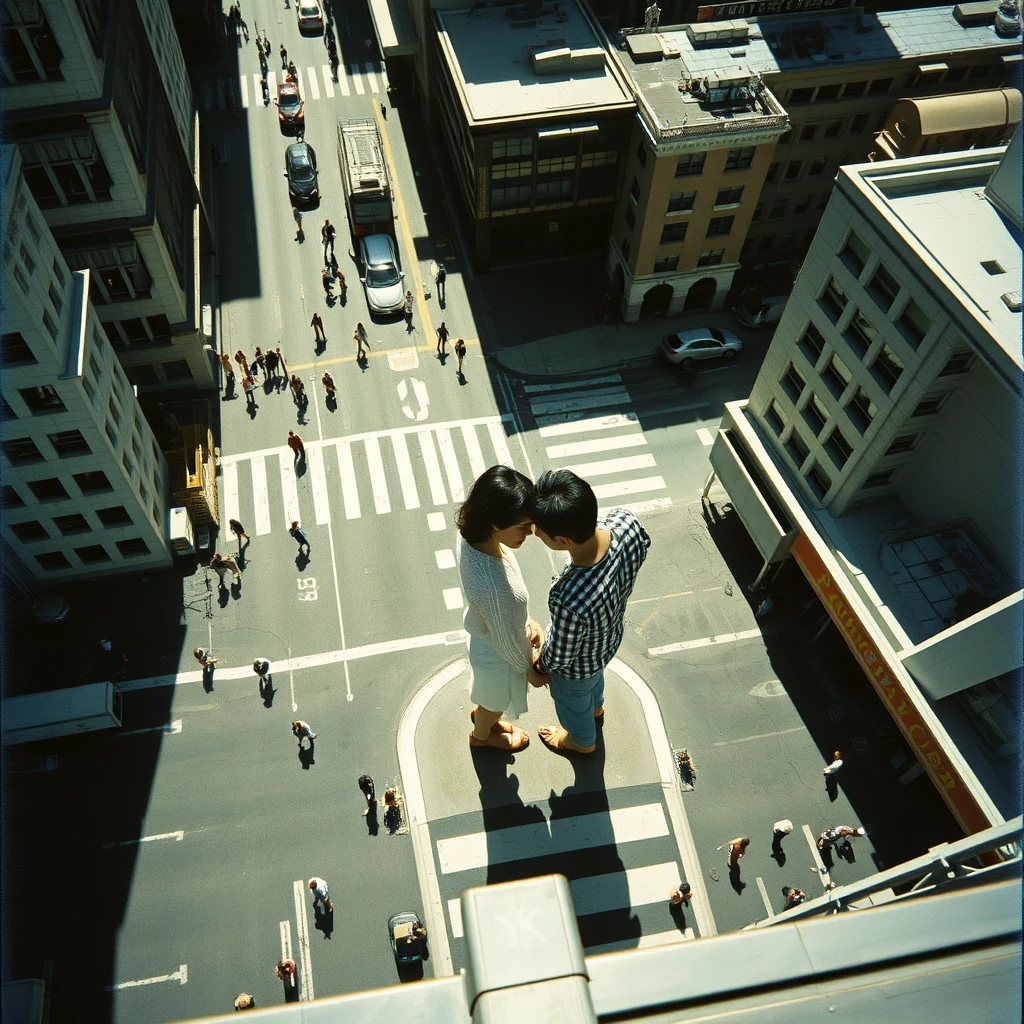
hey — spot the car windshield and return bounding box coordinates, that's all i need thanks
[280,93,300,110]
[299,5,319,15]
[367,265,400,287]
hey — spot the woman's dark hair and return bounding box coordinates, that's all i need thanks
[456,466,534,543]
[531,469,598,544]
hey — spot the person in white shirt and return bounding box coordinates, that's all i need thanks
[307,877,332,912]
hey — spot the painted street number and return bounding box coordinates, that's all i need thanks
[298,577,318,602]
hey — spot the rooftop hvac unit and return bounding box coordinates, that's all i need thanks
[533,47,571,74]
[570,47,605,72]
[686,19,749,48]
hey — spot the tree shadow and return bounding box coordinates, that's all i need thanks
[260,677,276,708]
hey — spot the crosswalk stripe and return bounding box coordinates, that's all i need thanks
[437,804,669,874]
[252,73,263,102]
[379,62,389,90]
[305,67,320,99]
[307,444,331,524]
[585,928,694,956]
[599,496,673,519]
[538,413,639,438]
[350,65,365,94]
[565,453,657,478]
[524,375,622,394]
[529,386,630,417]
[592,476,666,499]
[337,441,361,519]
[251,456,272,535]
[448,862,680,939]
[223,462,240,527]
[280,455,301,528]
[487,420,514,469]
[267,70,278,93]
[363,63,379,93]
[435,428,464,503]
[239,75,249,108]
[417,430,447,505]
[364,436,391,515]
[546,433,647,459]
[338,73,350,96]
[536,409,640,431]
[321,65,334,98]
[461,424,486,480]
[392,432,420,510]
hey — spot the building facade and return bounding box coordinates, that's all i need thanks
[704,132,1022,827]
[0,0,213,391]
[2,146,173,583]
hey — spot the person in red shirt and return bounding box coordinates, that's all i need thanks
[287,430,305,461]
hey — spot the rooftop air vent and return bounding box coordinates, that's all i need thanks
[1001,290,1022,312]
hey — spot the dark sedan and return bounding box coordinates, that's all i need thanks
[284,142,318,204]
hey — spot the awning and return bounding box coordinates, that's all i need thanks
[368,0,419,57]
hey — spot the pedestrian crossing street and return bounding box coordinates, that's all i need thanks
[431,790,695,963]
[219,415,518,535]
[522,374,673,519]
[206,61,388,111]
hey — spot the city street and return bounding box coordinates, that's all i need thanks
[0,2,964,1020]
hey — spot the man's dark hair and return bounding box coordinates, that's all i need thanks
[532,470,597,544]
[455,465,534,543]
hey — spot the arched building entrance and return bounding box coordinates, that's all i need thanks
[640,283,673,319]
[684,277,716,311]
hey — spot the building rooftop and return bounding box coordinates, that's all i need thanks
[436,2,633,124]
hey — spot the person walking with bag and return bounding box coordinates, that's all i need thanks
[289,520,310,554]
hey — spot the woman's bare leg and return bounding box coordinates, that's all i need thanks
[472,706,503,741]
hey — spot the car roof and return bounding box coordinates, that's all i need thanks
[361,233,395,263]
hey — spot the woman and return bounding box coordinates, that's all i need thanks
[457,466,542,751]
[321,370,336,398]
[290,374,306,406]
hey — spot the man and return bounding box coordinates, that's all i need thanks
[253,657,272,683]
[292,720,316,748]
[307,876,333,913]
[528,470,650,753]
[280,43,288,69]
[310,312,326,344]
[435,321,449,356]
[287,430,305,461]
[435,262,446,302]
[321,219,335,261]
[403,289,414,327]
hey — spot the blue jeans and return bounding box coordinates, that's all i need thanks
[549,669,605,748]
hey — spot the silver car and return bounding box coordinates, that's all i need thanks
[662,327,743,369]
[358,233,404,315]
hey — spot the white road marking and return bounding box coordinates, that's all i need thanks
[437,804,668,874]
[427,512,446,531]
[337,72,350,96]
[538,412,640,435]
[307,443,331,524]
[697,427,715,446]
[252,73,263,101]
[529,387,631,417]
[461,423,486,480]
[593,476,666,499]
[239,75,249,108]
[388,347,419,371]
[364,436,391,514]
[442,587,463,611]
[223,461,239,527]
[748,679,786,698]
[321,66,334,97]
[546,433,647,459]
[293,879,315,1000]
[363,62,378,92]
[417,430,447,505]
[102,830,184,849]
[599,496,673,519]
[117,721,182,737]
[649,628,762,656]
[756,876,775,918]
[379,63,389,90]
[487,420,514,468]
[251,455,271,535]
[434,549,456,570]
[280,455,301,528]
[350,65,365,93]
[566,453,657,478]
[337,441,361,519]
[804,824,832,890]
[435,427,464,502]
[279,919,293,964]
[713,724,808,747]
[524,375,622,394]
[305,67,320,99]
[392,432,420,510]
[267,70,278,94]
[108,965,187,991]
[585,928,694,955]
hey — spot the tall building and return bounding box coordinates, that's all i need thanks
[0,0,213,391]
[2,146,173,583]
[704,130,1022,829]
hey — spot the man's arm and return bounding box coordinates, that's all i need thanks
[536,601,585,677]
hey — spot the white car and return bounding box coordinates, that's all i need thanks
[661,327,743,369]
[733,293,788,330]
[295,1,324,33]
[358,233,405,315]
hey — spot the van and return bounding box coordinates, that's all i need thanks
[733,293,788,330]
[168,506,195,556]
[1,682,122,746]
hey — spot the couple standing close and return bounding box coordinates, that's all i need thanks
[457,466,650,754]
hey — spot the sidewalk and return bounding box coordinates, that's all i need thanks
[398,655,715,977]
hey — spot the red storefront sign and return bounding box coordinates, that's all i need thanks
[790,533,993,836]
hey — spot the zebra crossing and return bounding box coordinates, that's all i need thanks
[431,791,695,963]
[204,61,388,111]
[219,416,517,535]
[523,375,672,518]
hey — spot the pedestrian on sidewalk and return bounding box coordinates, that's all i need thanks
[289,520,310,554]
[219,351,234,380]
[292,205,302,239]
[234,349,250,376]
[782,886,806,910]
[669,882,691,907]
[718,836,750,868]
[307,877,333,913]
[290,374,306,406]
[287,430,305,461]
[822,750,843,775]
[243,373,257,408]
[403,289,414,328]
[435,262,446,303]
[310,312,326,344]
[211,552,241,583]
[292,720,316,748]
[321,220,336,261]
[280,43,288,69]
[193,646,220,668]
[276,346,288,379]
[436,321,449,356]
[265,347,280,381]
[321,370,336,401]
[358,774,375,808]
[253,657,272,685]
[253,346,268,379]
[229,518,250,551]
[454,337,466,375]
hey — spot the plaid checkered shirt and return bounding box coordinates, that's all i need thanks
[536,508,651,679]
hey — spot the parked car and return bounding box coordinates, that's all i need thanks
[358,233,405,315]
[277,78,304,130]
[388,912,426,965]
[295,1,324,33]
[661,327,743,370]
[284,141,318,204]
[733,293,788,330]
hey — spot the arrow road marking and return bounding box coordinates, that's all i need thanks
[107,964,187,990]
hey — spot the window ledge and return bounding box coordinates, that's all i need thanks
[712,202,742,211]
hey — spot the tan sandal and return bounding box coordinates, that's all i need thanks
[470,708,514,734]
[469,728,529,751]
